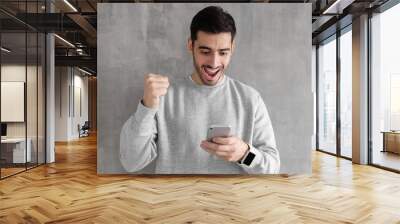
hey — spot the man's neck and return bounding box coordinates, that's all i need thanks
[191,72,203,85]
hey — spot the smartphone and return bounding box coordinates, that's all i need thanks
[207,125,232,142]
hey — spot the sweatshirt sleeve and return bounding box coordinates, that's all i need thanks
[238,95,280,174]
[119,100,158,172]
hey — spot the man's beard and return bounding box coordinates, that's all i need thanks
[192,55,224,86]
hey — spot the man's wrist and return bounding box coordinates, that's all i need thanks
[141,99,151,108]
[237,143,250,164]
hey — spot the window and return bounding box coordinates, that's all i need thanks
[340,28,352,158]
[318,36,337,155]
[0,1,47,179]
[371,2,400,171]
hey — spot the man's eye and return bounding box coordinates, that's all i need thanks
[220,52,228,56]
[201,51,210,55]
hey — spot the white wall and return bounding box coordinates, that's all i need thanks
[55,67,89,141]
[1,65,40,137]
[1,65,26,130]
[1,63,46,164]
[71,72,89,138]
[55,66,69,141]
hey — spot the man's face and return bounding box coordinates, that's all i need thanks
[188,31,234,86]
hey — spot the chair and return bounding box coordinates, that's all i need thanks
[78,121,90,138]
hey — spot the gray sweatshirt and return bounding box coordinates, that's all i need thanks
[120,75,280,174]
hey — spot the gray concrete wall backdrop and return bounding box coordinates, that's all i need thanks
[98,3,312,174]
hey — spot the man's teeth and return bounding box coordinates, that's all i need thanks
[205,67,219,75]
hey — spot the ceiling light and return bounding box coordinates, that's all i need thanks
[54,34,75,48]
[322,0,354,15]
[1,47,11,53]
[78,67,92,76]
[63,0,78,12]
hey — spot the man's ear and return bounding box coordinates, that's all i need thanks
[187,38,193,53]
[231,40,236,54]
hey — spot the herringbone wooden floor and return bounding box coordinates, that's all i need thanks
[1,133,400,224]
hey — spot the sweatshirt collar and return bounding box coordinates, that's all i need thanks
[187,74,227,89]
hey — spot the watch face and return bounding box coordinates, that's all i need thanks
[243,151,255,166]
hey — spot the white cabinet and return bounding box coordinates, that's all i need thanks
[1,138,32,163]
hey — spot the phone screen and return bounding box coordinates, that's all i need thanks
[207,126,232,141]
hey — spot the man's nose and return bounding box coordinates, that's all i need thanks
[208,53,220,68]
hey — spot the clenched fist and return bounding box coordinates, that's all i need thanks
[142,74,170,109]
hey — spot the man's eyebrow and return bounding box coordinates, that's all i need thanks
[198,46,231,51]
[198,46,211,50]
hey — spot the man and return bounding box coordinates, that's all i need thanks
[120,6,280,174]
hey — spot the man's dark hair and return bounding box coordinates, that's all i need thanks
[190,6,236,43]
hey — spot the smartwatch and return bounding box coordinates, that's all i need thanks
[242,151,255,166]
[238,145,256,166]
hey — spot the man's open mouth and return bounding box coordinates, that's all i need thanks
[202,66,221,80]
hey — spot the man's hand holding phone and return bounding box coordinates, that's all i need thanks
[201,125,249,162]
